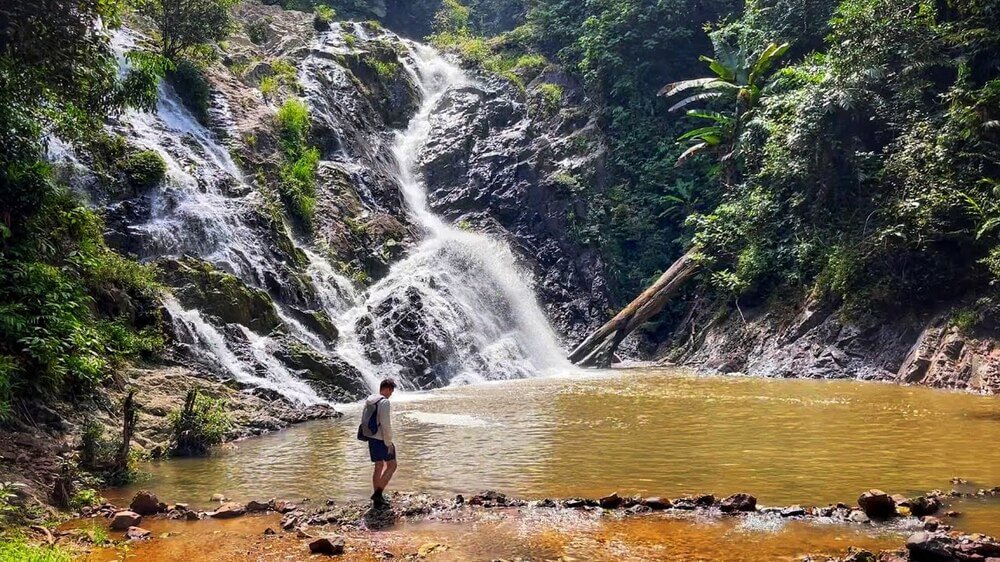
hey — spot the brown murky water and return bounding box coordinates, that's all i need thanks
[80,508,911,562]
[100,368,1000,559]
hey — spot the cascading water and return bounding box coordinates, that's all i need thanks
[52,27,572,405]
[330,42,574,389]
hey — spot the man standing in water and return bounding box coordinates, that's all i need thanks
[360,379,396,507]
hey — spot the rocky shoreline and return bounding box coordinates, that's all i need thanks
[54,485,1000,561]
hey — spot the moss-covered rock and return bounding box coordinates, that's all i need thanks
[157,257,282,334]
[121,150,167,189]
[273,338,367,401]
[339,43,419,128]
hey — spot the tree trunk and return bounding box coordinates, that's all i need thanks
[114,390,137,473]
[569,247,701,367]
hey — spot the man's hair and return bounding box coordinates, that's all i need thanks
[379,378,396,391]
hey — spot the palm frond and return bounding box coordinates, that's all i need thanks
[698,55,736,81]
[675,142,708,166]
[658,77,719,97]
[748,42,791,85]
[686,110,734,125]
[668,91,724,112]
[677,125,723,142]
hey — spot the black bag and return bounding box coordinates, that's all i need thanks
[356,397,384,441]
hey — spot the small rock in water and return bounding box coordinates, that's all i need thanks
[944,510,961,518]
[129,491,166,516]
[453,494,464,506]
[840,547,876,562]
[125,526,151,542]
[922,516,941,531]
[598,492,623,509]
[245,499,271,512]
[719,493,756,513]
[110,511,142,531]
[858,489,896,519]
[308,535,345,556]
[210,493,228,502]
[848,510,870,523]
[211,502,246,519]
[780,505,806,517]
[263,527,276,536]
[899,495,941,517]
[640,497,672,510]
[273,500,298,514]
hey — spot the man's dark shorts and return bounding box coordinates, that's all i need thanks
[368,439,396,462]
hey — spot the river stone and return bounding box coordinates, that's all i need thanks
[129,491,166,516]
[902,495,942,517]
[125,526,152,541]
[211,502,246,519]
[780,505,806,517]
[599,492,623,509]
[308,535,345,556]
[110,511,142,530]
[719,493,756,513]
[858,489,896,519]
[245,499,272,512]
[640,497,672,510]
[907,532,955,560]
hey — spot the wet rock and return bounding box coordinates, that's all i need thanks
[469,490,521,508]
[211,493,228,502]
[273,499,298,513]
[211,502,247,519]
[719,493,756,513]
[308,534,346,556]
[922,516,941,531]
[129,491,166,516]
[899,496,941,517]
[858,489,896,519]
[246,499,272,513]
[780,505,806,517]
[840,547,876,562]
[157,257,282,335]
[640,497,672,510]
[599,492,623,509]
[125,526,151,541]
[417,542,449,556]
[562,498,593,509]
[848,510,870,523]
[110,511,142,531]
[263,527,276,536]
[281,510,305,530]
[907,532,955,561]
[944,510,961,518]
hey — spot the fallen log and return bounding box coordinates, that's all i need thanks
[569,247,700,367]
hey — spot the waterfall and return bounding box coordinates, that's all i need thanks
[51,28,572,405]
[328,42,574,389]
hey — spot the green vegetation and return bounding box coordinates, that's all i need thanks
[536,82,563,114]
[0,536,73,562]
[168,58,212,124]
[121,150,168,189]
[68,488,102,511]
[246,18,271,45]
[313,5,337,31]
[169,389,232,456]
[276,99,320,229]
[142,0,239,61]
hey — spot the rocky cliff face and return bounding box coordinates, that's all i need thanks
[417,69,612,343]
[655,297,1000,394]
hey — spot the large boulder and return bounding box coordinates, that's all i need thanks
[158,257,282,334]
[900,495,942,517]
[858,489,896,519]
[129,491,166,516]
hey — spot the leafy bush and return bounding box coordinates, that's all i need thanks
[144,0,239,60]
[536,83,563,113]
[246,18,270,45]
[121,150,167,189]
[69,488,103,510]
[0,535,72,562]
[313,5,336,31]
[169,390,232,456]
[167,58,212,124]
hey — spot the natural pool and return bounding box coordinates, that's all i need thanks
[98,368,1000,560]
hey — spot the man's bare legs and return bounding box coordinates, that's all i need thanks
[372,461,385,497]
[377,459,397,491]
